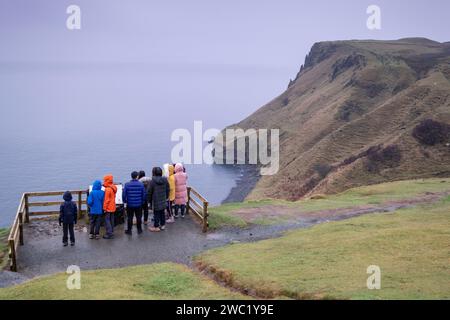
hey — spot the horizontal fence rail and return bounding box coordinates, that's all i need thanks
[7,187,209,272]
[26,190,88,218]
[7,190,88,272]
[187,187,209,233]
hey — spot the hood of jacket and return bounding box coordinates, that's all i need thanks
[139,176,152,183]
[175,163,184,173]
[103,175,117,192]
[168,165,175,176]
[92,180,102,191]
[152,176,167,185]
[63,191,72,201]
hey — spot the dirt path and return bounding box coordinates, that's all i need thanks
[227,192,448,223]
[0,193,446,288]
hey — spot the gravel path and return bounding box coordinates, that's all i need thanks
[16,217,227,278]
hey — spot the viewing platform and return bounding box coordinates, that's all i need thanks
[7,187,209,272]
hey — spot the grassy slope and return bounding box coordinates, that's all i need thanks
[0,262,248,300]
[197,198,450,299]
[0,228,9,269]
[208,178,450,229]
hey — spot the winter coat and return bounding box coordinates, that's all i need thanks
[168,165,176,201]
[59,191,78,224]
[148,176,170,211]
[87,180,105,215]
[123,179,146,208]
[103,175,117,213]
[139,176,152,192]
[174,163,188,205]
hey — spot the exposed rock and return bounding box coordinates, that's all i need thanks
[331,54,367,81]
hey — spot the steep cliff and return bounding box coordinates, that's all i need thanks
[220,38,450,200]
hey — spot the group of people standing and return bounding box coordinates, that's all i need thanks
[58,163,188,246]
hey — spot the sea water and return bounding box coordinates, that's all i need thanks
[0,62,288,227]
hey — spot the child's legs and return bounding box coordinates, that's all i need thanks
[142,201,149,222]
[68,223,75,243]
[166,201,173,217]
[153,209,162,228]
[180,204,186,216]
[174,204,179,216]
[135,207,143,231]
[62,223,69,243]
[104,212,113,236]
[89,215,95,235]
[95,215,102,235]
[110,212,114,231]
[126,207,134,231]
[160,209,166,227]
[165,201,169,218]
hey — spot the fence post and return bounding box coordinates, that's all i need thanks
[24,194,30,223]
[202,201,209,233]
[78,191,83,219]
[187,187,191,214]
[19,212,24,246]
[9,240,17,272]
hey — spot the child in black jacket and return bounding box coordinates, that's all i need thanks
[59,191,78,246]
[148,167,170,232]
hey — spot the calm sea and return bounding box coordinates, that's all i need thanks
[0,62,289,227]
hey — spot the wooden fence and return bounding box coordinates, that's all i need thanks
[6,187,209,272]
[187,187,209,233]
[7,190,88,272]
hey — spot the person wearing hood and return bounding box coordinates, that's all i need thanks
[174,163,188,218]
[138,170,152,225]
[87,180,105,240]
[59,191,78,246]
[123,171,146,235]
[166,164,176,223]
[103,174,117,239]
[148,167,170,232]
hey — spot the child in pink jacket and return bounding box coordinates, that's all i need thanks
[174,163,188,218]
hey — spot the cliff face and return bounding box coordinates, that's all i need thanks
[222,38,450,201]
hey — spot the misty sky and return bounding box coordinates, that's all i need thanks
[0,0,449,143]
[1,0,449,66]
[0,1,449,225]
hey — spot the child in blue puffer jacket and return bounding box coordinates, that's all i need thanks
[87,180,105,240]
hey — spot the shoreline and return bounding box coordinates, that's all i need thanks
[221,165,261,204]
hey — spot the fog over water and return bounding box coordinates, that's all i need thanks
[1,0,449,226]
[0,62,289,226]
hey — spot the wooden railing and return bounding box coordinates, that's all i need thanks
[7,194,25,272]
[187,187,209,233]
[7,187,208,272]
[7,190,88,272]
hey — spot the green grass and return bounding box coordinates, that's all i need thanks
[0,228,9,269]
[298,178,450,212]
[208,199,290,229]
[0,262,249,300]
[209,178,450,228]
[196,201,450,299]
